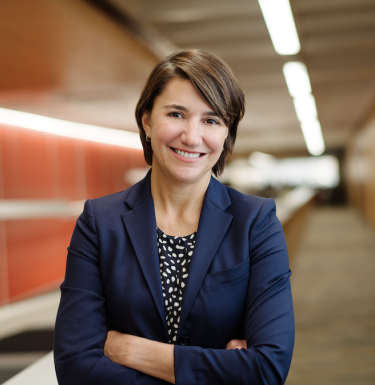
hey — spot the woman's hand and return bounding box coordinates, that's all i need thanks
[104,331,175,384]
[225,339,247,350]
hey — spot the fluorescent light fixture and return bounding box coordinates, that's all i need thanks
[223,156,339,190]
[248,151,276,170]
[258,0,300,55]
[283,61,325,155]
[300,119,325,156]
[283,62,312,98]
[293,95,318,123]
[0,107,142,150]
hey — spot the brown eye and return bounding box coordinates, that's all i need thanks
[206,119,219,125]
[169,112,183,118]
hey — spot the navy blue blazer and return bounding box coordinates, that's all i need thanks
[54,171,294,385]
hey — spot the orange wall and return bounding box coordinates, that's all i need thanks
[0,124,146,305]
[345,112,375,230]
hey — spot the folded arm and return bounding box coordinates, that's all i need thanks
[55,198,294,385]
[54,200,170,385]
[103,199,294,385]
[103,332,246,384]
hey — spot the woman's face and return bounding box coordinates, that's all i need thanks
[142,77,228,186]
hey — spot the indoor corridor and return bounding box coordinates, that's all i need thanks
[1,0,375,383]
[287,206,375,385]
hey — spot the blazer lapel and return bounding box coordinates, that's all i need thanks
[121,172,167,335]
[121,172,233,339]
[178,177,233,332]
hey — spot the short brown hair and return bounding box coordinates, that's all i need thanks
[135,50,245,176]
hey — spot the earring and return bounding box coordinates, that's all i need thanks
[145,134,151,143]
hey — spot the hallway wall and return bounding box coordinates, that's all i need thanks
[0,124,146,305]
[345,111,375,231]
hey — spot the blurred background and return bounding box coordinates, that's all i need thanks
[0,0,374,383]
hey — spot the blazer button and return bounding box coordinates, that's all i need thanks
[179,336,190,346]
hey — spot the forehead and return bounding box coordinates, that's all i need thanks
[155,77,212,109]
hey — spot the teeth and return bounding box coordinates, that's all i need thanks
[175,149,200,158]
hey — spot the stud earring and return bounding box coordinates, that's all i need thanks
[145,134,151,143]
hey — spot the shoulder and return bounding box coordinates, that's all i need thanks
[207,177,278,232]
[87,172,151,217]
[83,189,128,220]
[223,183,276,221]
[225,184,269,207]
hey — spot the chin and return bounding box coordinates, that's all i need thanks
[170,167,211,185]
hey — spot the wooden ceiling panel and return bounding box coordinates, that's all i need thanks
[307,51,375,71]
[234,130,306,154]
[142,1,262,24]
[302,31,375,55]
[1,0,375,155]
[315,83,373,123]
[154,18,268,46]
[240,88,300,138]
[0,0,64,90]
[299,10,375,35]
[0,0,161,128]
[294,0,375,13]
[0,0,157,94]
[190,40,277,62]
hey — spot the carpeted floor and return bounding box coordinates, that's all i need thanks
[286,206,375,385]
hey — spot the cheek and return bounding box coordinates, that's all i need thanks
[207,130,227,152]
[152,120,179,143]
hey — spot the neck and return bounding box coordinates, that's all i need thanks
[150,167,210,237]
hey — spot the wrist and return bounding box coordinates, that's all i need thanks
[129,338,175,384]
[125,335,151,368]
[104,332,175,383]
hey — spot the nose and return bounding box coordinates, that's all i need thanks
[181,118,203,147]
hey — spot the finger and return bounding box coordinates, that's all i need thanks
[225,339,247,350]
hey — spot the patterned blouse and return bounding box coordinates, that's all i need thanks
[156,227,196,343]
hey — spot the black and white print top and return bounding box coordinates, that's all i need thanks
[156,227,196,344]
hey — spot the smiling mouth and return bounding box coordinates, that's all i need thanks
[171,148,204,159]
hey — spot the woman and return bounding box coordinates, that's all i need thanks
[54,50,294,385]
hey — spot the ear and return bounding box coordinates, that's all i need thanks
[142,112,151,136]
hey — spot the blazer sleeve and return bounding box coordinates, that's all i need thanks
[54,199,169,385]
[173,198,295,385]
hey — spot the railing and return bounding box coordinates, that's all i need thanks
[2,352,56,385]
[0,291,59,385]
[275,187,317,265]
[0,200,85,220]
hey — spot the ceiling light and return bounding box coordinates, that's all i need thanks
[293,95,318,123]
[0,108,142,150]
[300,119,325,156]
[283,62,312,98]
[283,62,325,155]
[248,151,276,170]
[258,0,301,55]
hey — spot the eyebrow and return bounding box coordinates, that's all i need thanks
[164,104,219,117]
